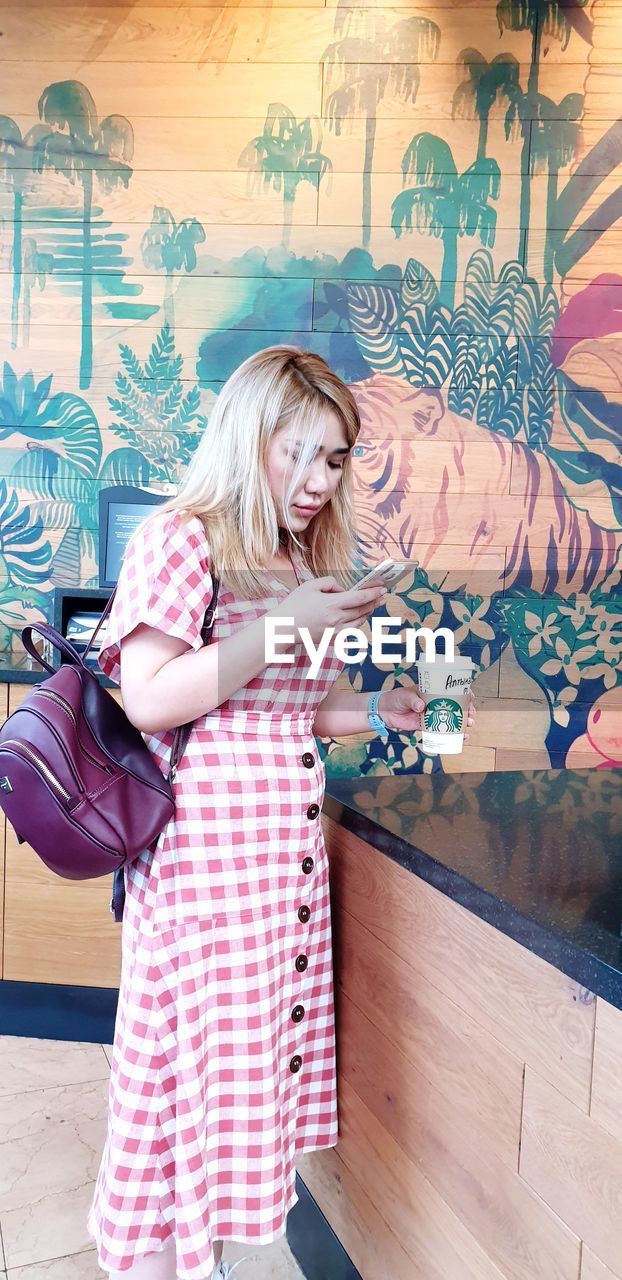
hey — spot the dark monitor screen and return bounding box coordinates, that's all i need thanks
[98,487,168,588]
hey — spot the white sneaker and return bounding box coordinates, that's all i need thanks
[212,1257,249,1280]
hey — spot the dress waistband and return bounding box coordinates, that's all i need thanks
[199,709,316,737]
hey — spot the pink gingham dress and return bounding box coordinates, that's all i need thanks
[86,509,344,1278]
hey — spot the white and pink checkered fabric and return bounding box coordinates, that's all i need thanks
[86,510,345,1278]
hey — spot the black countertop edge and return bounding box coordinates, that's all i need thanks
[322,788,622,1014]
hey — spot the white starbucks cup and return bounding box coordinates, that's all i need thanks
[413,655,477,755]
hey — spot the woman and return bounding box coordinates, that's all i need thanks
[87,346,474,1280]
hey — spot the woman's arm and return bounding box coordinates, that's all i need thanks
[120,611,295,735]
[312,688,384,738]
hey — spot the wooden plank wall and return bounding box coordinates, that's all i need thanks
[0,684,122,986]
[296,816,622,1280]
[0,0,620,776]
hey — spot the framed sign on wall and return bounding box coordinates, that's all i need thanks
[98,486,169,589]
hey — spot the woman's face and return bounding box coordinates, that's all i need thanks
[266,408,350,531]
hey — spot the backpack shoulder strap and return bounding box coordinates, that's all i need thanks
[169,577,221,780]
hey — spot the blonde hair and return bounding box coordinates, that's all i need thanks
[146,345,362,598]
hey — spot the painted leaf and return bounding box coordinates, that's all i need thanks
[557,371,622,463]
[346,283,405,377]
[400,308,453,386]
[526,341,557,448]
[401,258,439,309]
[547,444,622,530]
[12,451,90,504]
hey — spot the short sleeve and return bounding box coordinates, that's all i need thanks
[97,510,214,685]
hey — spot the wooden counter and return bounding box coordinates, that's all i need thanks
[0,676,122,1041]
[291,772,622,1280]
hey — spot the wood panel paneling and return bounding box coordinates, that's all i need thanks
[581,1247,621,1280]
[301,1077,528,1280]
[299,821,621,1278]
[335,913,524,1168]
[324,817,596,1109]
[0,7,535,65]
[0,61,323,116]
[13,499,617,558]
[8,0,327,7]
[12,113,621,177]
[2,684,121,987]
[0,114,533,174]
[0,174,320,226]
[4,827,122,986]
[520,1067,622,1279]
[590,997,622,1145]
[0,60,599,120]
[296,1144,421,1280]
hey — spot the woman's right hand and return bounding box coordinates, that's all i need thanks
[268,576,387,644]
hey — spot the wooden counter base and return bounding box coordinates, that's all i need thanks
[1,684,123,989]
[296,816,622,1280]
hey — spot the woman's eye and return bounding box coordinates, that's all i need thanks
[352,445,369,457]
[328,461,343,470]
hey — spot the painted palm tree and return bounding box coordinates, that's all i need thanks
[496,0,574,264]
[141,206,206,331]
[28,80,134,390]
[239,104,332,252]
[452,50,521,162]
[530,93,583,283]
[0,117,37,348]
[21,237,53,347]
[321,7,440,249]
[391,133,500,311]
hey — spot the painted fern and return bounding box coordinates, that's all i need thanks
[108,323,206,482]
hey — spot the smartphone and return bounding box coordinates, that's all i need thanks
[353,558,418,592]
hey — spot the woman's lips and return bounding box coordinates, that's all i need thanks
[294,504,321,515]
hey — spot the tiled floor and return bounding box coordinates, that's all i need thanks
[0,1036,305,1279]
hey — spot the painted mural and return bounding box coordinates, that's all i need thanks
[0,0,620,777]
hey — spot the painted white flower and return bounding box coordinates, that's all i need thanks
[449,598,495,645]
[558,598,593,631]
[585,649,622,690]
[551,685,578,728]
[590,605,622,654]
[540,636,599,685]
[523,609,560,657]
[391,577,446,630]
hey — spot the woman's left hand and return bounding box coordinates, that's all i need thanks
[378,684,477,741]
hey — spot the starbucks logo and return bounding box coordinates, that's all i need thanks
[423,698,463,734]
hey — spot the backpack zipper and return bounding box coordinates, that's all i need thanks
[34,689,113,773]
[0,740,71,801]
[36,689,79,724]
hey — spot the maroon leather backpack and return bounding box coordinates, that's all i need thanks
[0,580,219,922]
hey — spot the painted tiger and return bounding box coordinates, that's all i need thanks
[348,373,621,598]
